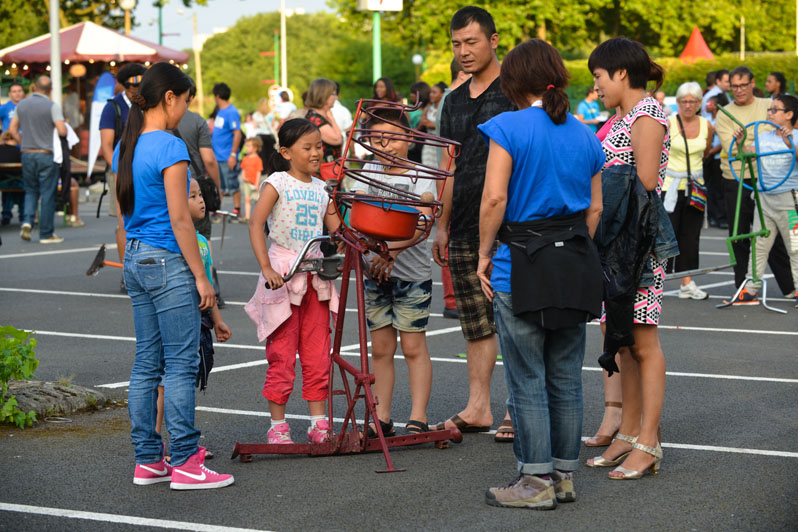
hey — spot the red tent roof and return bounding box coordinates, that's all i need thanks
[0,21,189,64]
[680,26,714,63]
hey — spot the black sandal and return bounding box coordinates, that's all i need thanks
[404,420,429,435]
[366,419,395,439]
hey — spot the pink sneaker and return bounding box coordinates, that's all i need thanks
[170,446,234,490]
[267,423,294,444]
[308,420,331,444]
[133,457,172,485]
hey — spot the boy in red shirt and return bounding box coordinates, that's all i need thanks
[239,136,264,222]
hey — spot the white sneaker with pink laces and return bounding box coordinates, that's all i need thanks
[267,422,294,444]
[170,446,234,490]
[308,420,331,444]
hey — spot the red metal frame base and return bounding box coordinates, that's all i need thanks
[232,246,462,472]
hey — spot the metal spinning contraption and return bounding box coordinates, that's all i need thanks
[232,98,463,472]
[664,109,797,313]
[712,109,797,313]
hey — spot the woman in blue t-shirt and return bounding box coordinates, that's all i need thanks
[113,62,233,490]
[476,39,605,509]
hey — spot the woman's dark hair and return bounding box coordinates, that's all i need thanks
[770,71,787,95]
[373,77,399,102]
[500,39,570,125]
[117,62,192,216]
[267,118,320,173]
[435,81,448,92]
[410,81,431,107]
[588,37,664,92]
[450,6,496,39]
[774,94,798,126]
[209,105,218,119]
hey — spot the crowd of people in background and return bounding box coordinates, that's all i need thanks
[1,3,796,506]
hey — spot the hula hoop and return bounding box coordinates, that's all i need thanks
[728,120,796,191]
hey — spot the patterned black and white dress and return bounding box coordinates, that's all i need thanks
[602,97,671,325]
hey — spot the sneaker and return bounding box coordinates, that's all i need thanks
[485,474,557,510]
[170,446,234,490]
[66,215,85,227]
[550,470,575,503]
[784,292,797,300]
[308,420,331,444]
[133,456,173,485]
[40,234,64,244]
[678,281,709,300]
[267,423,294,444]
[1,218,9,226]
[442,307,459,320]
[723,287,759,306]
[20,223,31,241]
[231,208,241,219]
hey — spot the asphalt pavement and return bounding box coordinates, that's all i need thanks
[0,195,796,532]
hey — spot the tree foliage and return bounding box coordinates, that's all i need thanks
[194,11,415,112]
[330,0,797,57]
[0,0,209,50]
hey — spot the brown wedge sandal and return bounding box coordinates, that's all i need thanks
[584,401,622,447]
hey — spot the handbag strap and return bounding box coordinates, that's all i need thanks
[675,114,692,180]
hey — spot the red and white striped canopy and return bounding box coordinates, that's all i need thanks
[0,21,189,64]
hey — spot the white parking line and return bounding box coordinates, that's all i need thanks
[0,503,270,532]
[663,275,773,296]
[195,406,798,459]
[0,244,118,260]
[0,237,218,260]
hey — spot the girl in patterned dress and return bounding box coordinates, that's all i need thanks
[586,38,671,480]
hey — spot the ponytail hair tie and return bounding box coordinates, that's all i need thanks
[546,84,555,91]
[131,93,147,108]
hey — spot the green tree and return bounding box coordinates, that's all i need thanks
[194,11,414,112]
[0,0,209,50]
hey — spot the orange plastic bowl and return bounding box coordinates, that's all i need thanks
[350,199,420,241]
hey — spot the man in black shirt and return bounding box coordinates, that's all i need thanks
[432,7,515,438]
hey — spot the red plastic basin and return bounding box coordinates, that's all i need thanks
[350,199,420,241]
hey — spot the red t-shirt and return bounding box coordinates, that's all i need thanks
[240,153,263,186]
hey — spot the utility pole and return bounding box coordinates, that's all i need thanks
[280,0,287,88]
[740,16,746,61]
[49,0,61,107]
[373,12,381,82]
[193,13,203,115]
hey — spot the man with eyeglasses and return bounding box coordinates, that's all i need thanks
[99,63,146,291]
[715,66,796,303]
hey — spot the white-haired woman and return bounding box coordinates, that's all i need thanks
[662,82,714,299]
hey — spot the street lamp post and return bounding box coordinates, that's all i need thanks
[280,0,287,88]
[119,0,136,36]
[412,53,423,82]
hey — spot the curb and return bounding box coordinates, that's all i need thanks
[4,380,126,422]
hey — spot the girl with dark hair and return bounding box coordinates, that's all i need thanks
[408,81,431,163]
[113,61,234,490]
[476,39,605,509]
[766,71,788,97]
[420,81,448,167]
[246,118,341,445]
[373,77,400,102]
[586,37,675,480]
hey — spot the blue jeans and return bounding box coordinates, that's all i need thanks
[493,291,585,475]
[21,152,59,238]
[124,240,201,467]
[2,190,25,222]
[217,160,240,194]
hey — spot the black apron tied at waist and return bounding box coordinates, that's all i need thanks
[497,212,603,330]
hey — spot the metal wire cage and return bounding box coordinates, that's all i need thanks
[327,98,460,255]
